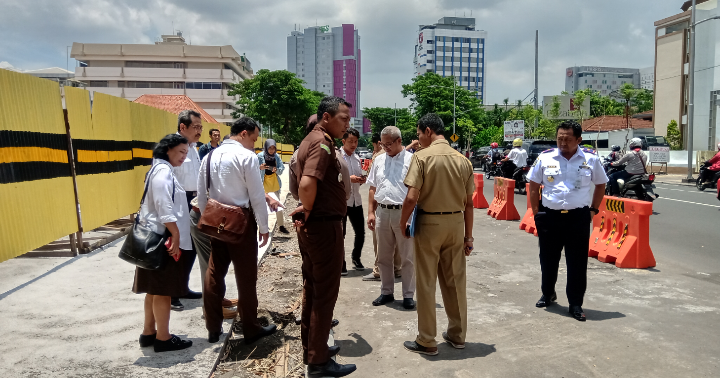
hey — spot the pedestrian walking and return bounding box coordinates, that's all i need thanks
[197,117,277,344]
[290,96,356,377]
[527,120,608,321]
[132,134,193,353]
[400,113,475,356]
[171,110,204,311]
[340,128,367,274]
[257,139,288,234]
[198,128,221,161]
[367,126,416,309]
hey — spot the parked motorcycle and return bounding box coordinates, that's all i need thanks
[605,165,659,202]
[696,162,720,191]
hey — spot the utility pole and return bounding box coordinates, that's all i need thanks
[534,30,539,134]
[453,77,456,136]
[685,0,697,182]
[394,103,397,125]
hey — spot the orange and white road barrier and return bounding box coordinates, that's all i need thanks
[519,183,540,236]
[487,177,520,221]
[472,173,489,209]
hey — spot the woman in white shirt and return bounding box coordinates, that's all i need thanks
[132,134,193,353]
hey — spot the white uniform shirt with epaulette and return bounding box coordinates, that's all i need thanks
[527,147,608,210]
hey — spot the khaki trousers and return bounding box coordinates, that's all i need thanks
[376,207,415,298]
[414,212,467,348]
[372,228,402,277]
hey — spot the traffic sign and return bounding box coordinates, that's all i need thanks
[450,134,459,142]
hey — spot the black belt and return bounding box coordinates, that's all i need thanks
[379,204,402,210]
[541,206,588,214]
[306,215,344,223]
[418,209,462,215]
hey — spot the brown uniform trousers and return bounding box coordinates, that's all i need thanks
[298,218,344,365]
[204,213,263,338]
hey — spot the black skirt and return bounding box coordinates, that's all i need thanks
[132,249,190,297]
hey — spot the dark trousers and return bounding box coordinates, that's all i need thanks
[298,219,343,365]
[502,161,517,179]
[700,168,720,183]
[535,207,592,306]
[608,170,634,195]
[342,205,365,262]
[179,192,197,294]
[203,214,262,338]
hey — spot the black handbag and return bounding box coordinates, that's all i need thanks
[118,164,175,270]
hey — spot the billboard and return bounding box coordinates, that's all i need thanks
[649,146,670,163]
[543,95,591,120]
[504,120,525,141]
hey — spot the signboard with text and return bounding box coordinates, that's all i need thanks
[504,120,524,141]
[649,146,670,163]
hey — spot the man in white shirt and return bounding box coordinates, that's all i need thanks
[501,138,528,179]
[366,126,416,310]
[197,117,277,344]
[172,109,203,310]
[340,128,367,274]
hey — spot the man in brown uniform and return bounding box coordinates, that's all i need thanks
[400,113,475,356]
[291,97,357,377]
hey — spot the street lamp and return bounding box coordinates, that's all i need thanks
[684,0,720,182]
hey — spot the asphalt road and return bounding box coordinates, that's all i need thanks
[478,171,720,274]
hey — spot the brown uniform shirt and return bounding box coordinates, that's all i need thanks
[295,125,347,218]
[403,139,475,213]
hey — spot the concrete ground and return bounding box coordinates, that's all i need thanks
[333,180,720,377]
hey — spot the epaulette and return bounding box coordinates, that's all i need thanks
[582,147,597,155]
[541,148,555,154]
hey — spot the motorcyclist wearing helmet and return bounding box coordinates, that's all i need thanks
[501,138,528,178]
[608,138,648,195]
[486,142,502,164]
[607,145,623,163]
[699,142,720,183]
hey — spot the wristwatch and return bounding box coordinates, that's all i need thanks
[464,236,474,242]
[589,207,599,214]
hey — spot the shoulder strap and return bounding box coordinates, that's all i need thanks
[205,148,215,194]
[634,151,648,174]
[140,163,175,206]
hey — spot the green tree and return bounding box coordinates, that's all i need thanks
[635,89,654,113]
[228,69,323,146]
[666,119,682,150]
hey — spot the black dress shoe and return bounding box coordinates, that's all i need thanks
[307,359,357,377]
[208,329,223,343]
[403,298,416,310]
[341,261,348,276]
[330,319,339,328]
[403,340,438,356]
[278,226,290,234]
[154,335,192,353]
[170,298,184,311]
[328,345,340,358]
[139,333,156,347]
[244,324,277,344]
[182,290,202,299]
[372,294,395,306]
[535,293,557,308]
[569,305,586,322]
[352,259,365,270]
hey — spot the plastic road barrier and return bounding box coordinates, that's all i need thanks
[519,183,540,236]
[588,196,656,269]
[472,173,489,209]
[487,177,520,221]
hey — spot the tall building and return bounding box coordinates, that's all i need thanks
[287,24,364,133]
[70,32,253,125]
[640,66,654,90]
[565,66,641,96]
[414,17,487,102]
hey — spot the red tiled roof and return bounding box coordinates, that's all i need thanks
[582,115,653,132]
[133,95,219,124]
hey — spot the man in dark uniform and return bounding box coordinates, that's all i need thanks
[291,97,357,377]
[527,120,608,321]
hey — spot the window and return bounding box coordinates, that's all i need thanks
[427,59,433,63]
[427,50,433,54]
[592,80,597,84]
[185,82,221,89]
[607,85,611,89]
[126,61,184,69]
[89,81,108,87]
[453,37,460,42]
[427,40,433,44]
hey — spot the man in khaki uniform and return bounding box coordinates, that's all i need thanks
[400,113,475,356]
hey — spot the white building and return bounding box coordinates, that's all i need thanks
[565,66,641,96]
[70,33,253,125]
[414,17,487,102]
[287,24,365,134]
[640,66,654,90]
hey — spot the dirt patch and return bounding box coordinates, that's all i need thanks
[213,197,305,378]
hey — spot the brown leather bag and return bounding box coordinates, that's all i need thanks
[197,149,249,243]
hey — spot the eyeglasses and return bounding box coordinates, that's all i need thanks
[379,138,400,149]
[188,124,203,131]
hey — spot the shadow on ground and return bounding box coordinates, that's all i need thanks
[335,332,373,357]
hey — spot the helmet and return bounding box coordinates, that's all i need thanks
[512,138,523,147]
[629,138,642,149]
[491,142,498,148]
[611,145,621,152]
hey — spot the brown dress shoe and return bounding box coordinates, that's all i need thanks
[223,308,238,319]
[222,298,238,307]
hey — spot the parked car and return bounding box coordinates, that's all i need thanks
[637,136,669,150]
[522,140,557,166]
[470,146,492,169]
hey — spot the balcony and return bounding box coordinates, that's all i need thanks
[122,88,184,101]
[122,67,184,80]
[75,67,122,78]
[75,67,242,83]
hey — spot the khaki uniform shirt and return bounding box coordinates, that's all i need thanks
[403,139,474,213]
[295,125,347,218]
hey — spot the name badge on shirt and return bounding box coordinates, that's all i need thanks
[338,173,343,182]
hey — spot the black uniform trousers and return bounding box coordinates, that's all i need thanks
[534,206,592,306]
[342,205,365,262]
[181,192,198,293]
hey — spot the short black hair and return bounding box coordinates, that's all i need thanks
[317,96,352,121]
[178,109,202,131]
[153,134,188,161]
[343,128,360,140]
[556,120,582,138]
[371,133,381,144]
[209,128,220,136]
[230,116,260,136]
[417,113,445,136]
[222,134,230,141]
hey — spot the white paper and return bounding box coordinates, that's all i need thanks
[266,192,285,214]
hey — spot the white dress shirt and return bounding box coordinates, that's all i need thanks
[173,132,201,192]
[196,139,269,234]
[527,147,608,210]
[507,148,528,167]
[367,149,413,205]
[340,147,363,207]
[139,160,192,250]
